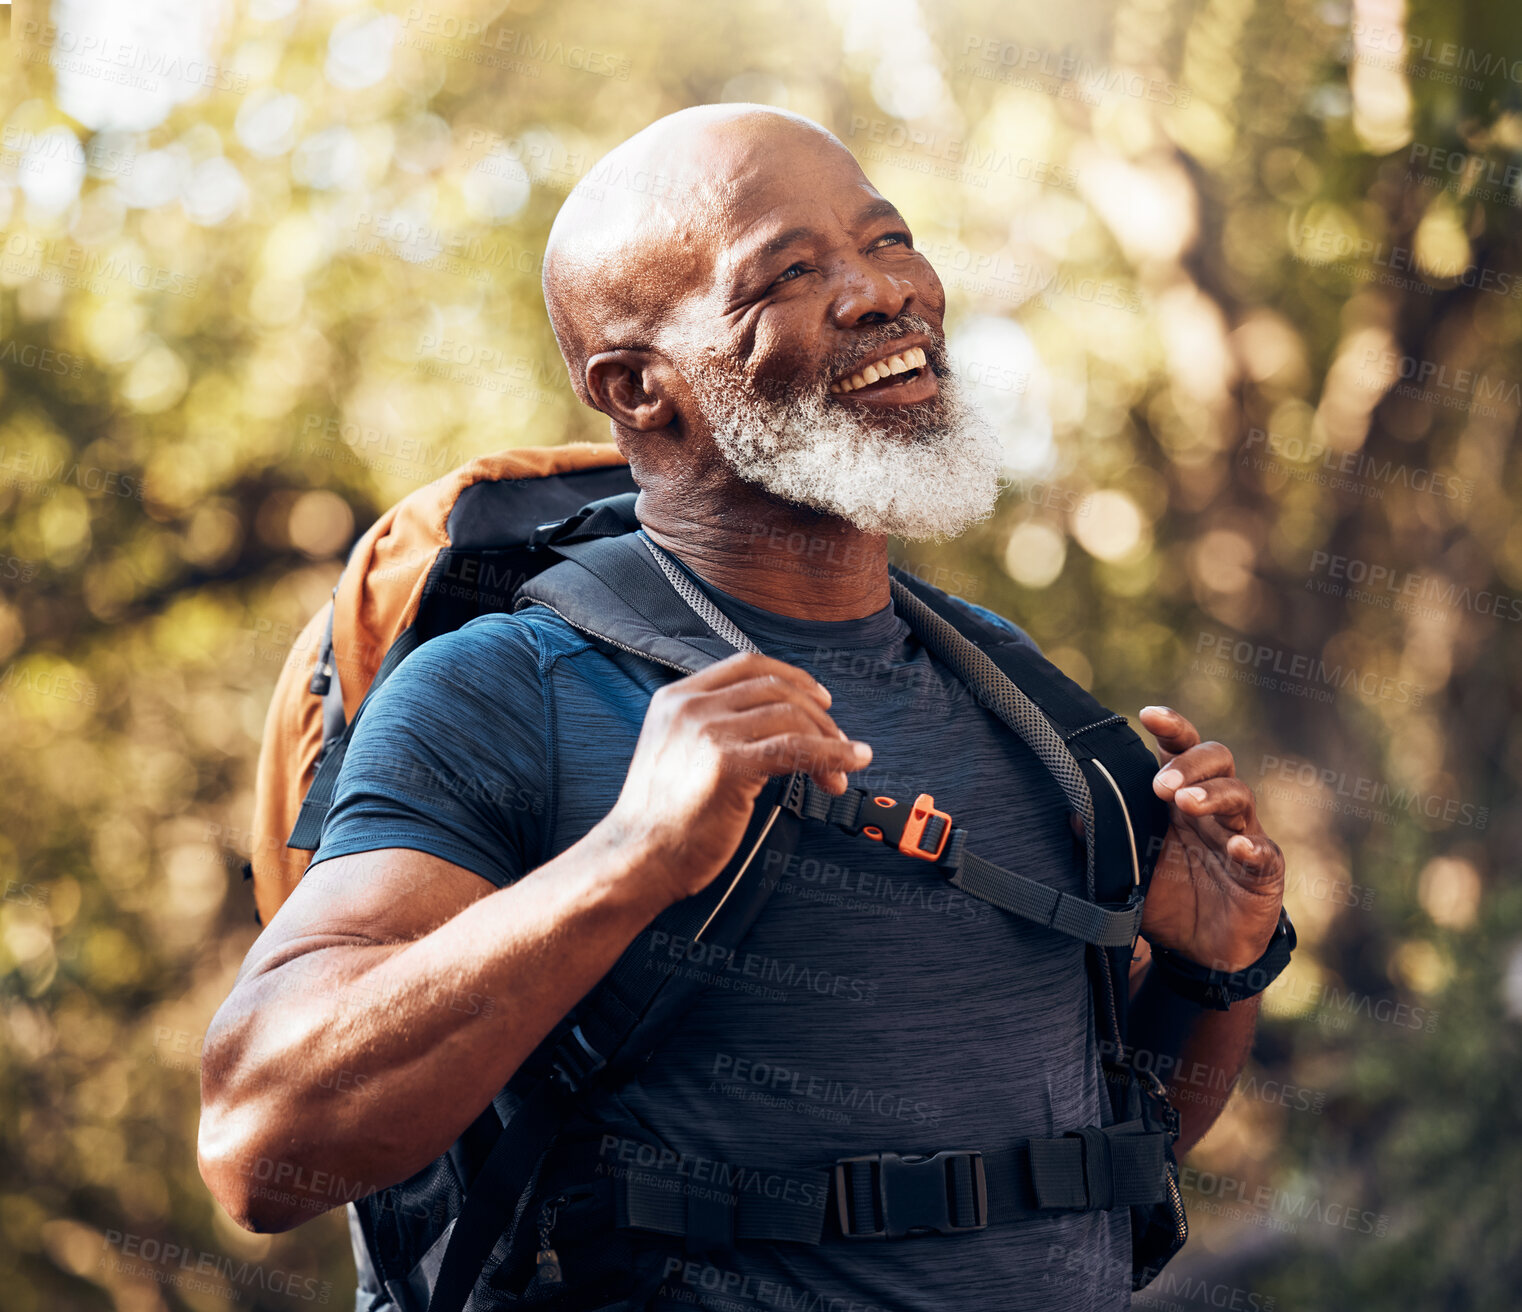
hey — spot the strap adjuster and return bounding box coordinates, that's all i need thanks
[548,1024,606,1094]
[859,793,953,862]
[833,1150,987,1238]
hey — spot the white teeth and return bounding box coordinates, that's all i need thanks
[831,345,928,395]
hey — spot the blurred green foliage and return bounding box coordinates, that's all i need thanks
[0,0,1518,1308]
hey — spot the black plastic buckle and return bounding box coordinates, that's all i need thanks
[780,772,809,817]
[1135,1067,1182,1141]
[307,659,333,696]
[833,1151,988,1238]
[549,1024,606,1094]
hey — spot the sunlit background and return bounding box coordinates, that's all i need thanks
[1,0,1519,1307]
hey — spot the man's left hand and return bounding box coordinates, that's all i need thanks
[1136,706,1285,973]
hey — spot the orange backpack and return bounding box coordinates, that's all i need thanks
[247,442,635,923]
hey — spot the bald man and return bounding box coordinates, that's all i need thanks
[200,107,1286,1312]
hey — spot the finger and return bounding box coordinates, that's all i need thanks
[699,676,845,741]
[1167,776,1255,830]
[734,733,873,793]
[1153,741,1236,797]
[685,652,832,706]
[709,704,850,755]
[1138,705,1201,759]
[1223,832,1283,879]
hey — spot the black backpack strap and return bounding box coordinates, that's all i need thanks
[421,775,804,1312]
[591,1118,1168,1245]
[887,571,1187,1285]
[424,535,801,1312]
[515,532,742,675]
[889,574,1167,901]
[780,775,1145,946]
[286,623,424,851]
[888,568,1170,1047]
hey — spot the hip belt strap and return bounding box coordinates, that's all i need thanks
[582,1121,1167,1248]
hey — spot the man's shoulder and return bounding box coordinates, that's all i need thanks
[369,607,603,717]
[939,593,1042,655]
[403,606,599,678]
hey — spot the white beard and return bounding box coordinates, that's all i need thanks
[687,335,1002,541]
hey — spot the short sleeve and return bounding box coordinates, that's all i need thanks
[309,616,552,889]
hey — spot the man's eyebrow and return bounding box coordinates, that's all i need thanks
[752,225,814,264]
[853,197,905,228]
[733,201,908,280]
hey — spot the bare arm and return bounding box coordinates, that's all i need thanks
[198,653,872,1232]
[199,830,668,1232]
[1127,941,1260,1154]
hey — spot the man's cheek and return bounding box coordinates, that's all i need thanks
[917,260,947,314]
[750,331,827,393]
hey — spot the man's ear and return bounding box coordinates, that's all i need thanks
[585,351,679,431]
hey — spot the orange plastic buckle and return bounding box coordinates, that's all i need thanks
[859,793,952,861]
[901,793,952,861]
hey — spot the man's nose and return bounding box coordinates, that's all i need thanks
[828,263,913,328]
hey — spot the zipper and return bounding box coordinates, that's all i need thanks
[1168,1170,1187,1239]
[522,600,693,676]
[1096,947,1125,1066]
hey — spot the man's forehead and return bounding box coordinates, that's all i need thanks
[544,106,905,361]
[639,133,900,301]
[713,187,903,271]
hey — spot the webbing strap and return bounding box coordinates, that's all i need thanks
[607,1123,1167,1247]
[621,1164,828,1246]
[286,625,422,851]
[952,852,1144,948]
[425,1083,564,1312]
[888,579,1102,898]
[782,777,1144,948]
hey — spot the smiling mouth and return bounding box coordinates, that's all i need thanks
[828,346,929,396]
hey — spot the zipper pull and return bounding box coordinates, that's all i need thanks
[528,1195,565,1294]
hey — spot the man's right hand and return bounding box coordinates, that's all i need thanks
[604,652,872,907]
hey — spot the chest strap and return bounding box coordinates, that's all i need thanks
[780,776,1145,948]
[634,534,1145,949]
[561,1121,1166,1250]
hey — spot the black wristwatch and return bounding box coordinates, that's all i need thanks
[1147,908,1297,1011]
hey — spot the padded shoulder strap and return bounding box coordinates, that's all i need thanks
[426,779,805,1312]
[890,568,1169,905]
[427,531,804,1312]
[515,532,739,674]
[888,568,1170,1066]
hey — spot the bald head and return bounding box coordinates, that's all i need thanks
[542,105,854,407]
[535,104,981,543]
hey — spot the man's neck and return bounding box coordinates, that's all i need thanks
[638,488,890,622]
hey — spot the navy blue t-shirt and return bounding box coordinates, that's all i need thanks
[312,568,1131,1311]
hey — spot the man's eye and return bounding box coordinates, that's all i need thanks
[772,263,809,286]
[871,233,910,250]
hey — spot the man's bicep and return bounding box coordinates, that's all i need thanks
[241,848,494,982]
